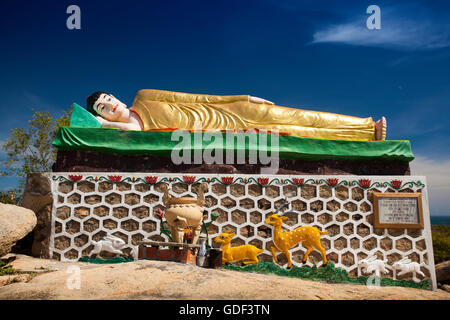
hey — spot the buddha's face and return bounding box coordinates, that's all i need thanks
[93,93,128,121]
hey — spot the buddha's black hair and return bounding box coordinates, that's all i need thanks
[86,91,108,115]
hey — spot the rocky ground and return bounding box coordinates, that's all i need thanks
[0,254,449,300]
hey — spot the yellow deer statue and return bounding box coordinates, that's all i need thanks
[265,199,328,269]
[214,230,263,265]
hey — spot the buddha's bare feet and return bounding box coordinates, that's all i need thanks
[375,116,387,140]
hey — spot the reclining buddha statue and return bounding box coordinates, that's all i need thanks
[86,89,387,141]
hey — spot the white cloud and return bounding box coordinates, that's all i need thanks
[410,155,450,216]
[311,6,450,51]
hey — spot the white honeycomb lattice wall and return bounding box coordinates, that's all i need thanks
[49,173,437,289]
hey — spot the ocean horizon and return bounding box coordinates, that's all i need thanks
[431,216,450,225]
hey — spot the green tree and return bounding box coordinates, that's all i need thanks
[1,108,71,193]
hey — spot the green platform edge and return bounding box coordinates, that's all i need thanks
[53,126,414,162]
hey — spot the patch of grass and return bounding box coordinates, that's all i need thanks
[222,261,430,290]
[431,224,450,264]
[78,255,134,264]
[0,260,16,276]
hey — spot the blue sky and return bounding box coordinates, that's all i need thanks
[0,0,449,216]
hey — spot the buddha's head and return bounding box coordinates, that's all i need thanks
[86,91,128,121]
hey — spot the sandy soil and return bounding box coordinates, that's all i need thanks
[0,254,449,300]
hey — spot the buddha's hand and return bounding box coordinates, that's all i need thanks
[96,116,106,125]
[249,96,274,104]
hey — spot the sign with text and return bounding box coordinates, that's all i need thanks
[373,193,424,229]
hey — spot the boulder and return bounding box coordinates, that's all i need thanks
[436,260,450,284]
[0,204,37,257]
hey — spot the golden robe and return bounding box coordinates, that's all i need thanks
[130,89,376,141]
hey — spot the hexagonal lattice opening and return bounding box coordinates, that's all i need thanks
[54,235,71,250]
[92,230,107,241]
[105,193,122,205]
[343,202,357,212]
[387,252,402,265]
[74,207,90,220]
[84,195,102,205]
[351,187,365,201]
[132,206,150,219]
[283,185,297,197]
[143,193,159,204]
[134,183,151,193]
[396,237,413,252]
[77,181,95,193]
[112,206,129,219]
[231,209,247,225]
[291,199,307,212]
[356,224,370,237]
[67,193,81,204]
[257,198,271,211]
[343,223,354,235]
[74,234,89,247]
[380,237,393,251]
[172,182,188,194]
[363,237,378,251]
[115,182,132,192]
[365,214,374,225]
[121,219,139,232]
[66,220,80,234]
[265,185,280,198]
[221,197,236,208]
[142,220,157,233]
[129,233,144,246]
[282,211,299,226]
[360,201,371,212]
[240,225,254,238]
[239,198,255,209]
[341,251,355,267]
[325,224,340,237]
[249,211,262,224]
[103,219,118,230]
[125,193,141,206]
[112,231,128,243]
[415,239,426,251]
[230,184,245,197]
[319,185,333,199]
[64,249,79,260]
[98,181,113,193]
[83,218,100,233]
[388,229,405,237]
[301,185,316,199]
[317,213,333,225]
[310,200,323,212]
[335,186,349,201]
[321,238,331,250]
[221,224,237,235]
[211,183,227,196]
[350,237,360,249]
[55,206,71,220]
[326,200,340,212]
[93,205,109,217]
[297,213,312,224]
[248,184,263,197]
[204,195,218,208]
[352,214,363,221]
[257,225,271,238]
[335,211,349,222]
[334,237,348,250]
[58,181,74,194]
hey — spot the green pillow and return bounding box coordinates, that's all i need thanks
[69,103,102,128]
